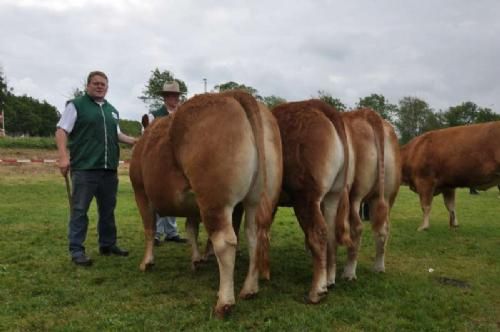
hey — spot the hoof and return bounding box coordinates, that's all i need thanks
[203,249,215,261]
[140,261,155,272]
[191,260,205,271]
[213,304,233,319]
[342,274,357,281]
[417,226,429,232]
[327,282,336,289]
[239,291,258,300]
[303,291,327,304]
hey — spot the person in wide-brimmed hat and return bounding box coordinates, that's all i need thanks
[144,80,187,244]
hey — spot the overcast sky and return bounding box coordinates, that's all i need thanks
[1,0,499,120]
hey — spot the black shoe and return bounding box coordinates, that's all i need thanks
[72,255,93,266]
[165,235,187,243]
[154,238,161,246]
[99,245,129,256]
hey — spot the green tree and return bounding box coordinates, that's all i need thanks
[3,94,59,136]
[317,90,346,111]
[357,93,397,122]
[33,100,60,136]
[139,68,188,112]
[395,97,441,144]
[475,107,500,123]
[214,81,263,100]
[444,101,478,127]
[0,68,8,111]
[262,95,286,109]
[443,101,500,126]
[0,68,14,132]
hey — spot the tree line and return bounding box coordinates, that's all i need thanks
[1,67,499,144]
[141,68,500,144]
[0,69,59,137]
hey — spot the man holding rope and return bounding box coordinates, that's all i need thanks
[55,71,137,267]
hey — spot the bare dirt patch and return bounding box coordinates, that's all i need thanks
[0,148,131,177]
[0,148,59,160]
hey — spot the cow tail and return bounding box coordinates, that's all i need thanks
[315,101,352,246]
[224,90,273,279]
[365,109,389,233]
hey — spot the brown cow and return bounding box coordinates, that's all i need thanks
[401,121,500,231]
[330,108,401,283]
[271,100,352,303]
[129,91,282,318]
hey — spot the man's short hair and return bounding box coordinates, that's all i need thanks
[87,71,108,85]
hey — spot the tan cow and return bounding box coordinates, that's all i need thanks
[129,91,282,318]
[330,108,401,283]
[271,100,352,303]
[401,121,500,231]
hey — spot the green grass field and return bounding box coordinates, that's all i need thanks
[0,166,499,331]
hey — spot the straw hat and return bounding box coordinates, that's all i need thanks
[158,81,183,96]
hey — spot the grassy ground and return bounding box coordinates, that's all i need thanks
[0,161,499,331]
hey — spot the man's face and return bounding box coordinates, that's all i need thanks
[164,93,180,110]
[86,75,108,101]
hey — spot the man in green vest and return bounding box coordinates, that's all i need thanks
[145,81,187,245]
[55,71,137,266]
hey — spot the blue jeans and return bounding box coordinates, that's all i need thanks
[68,170,118,258]
[155,215,178,240]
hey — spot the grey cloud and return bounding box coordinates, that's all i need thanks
[1,0,499,121]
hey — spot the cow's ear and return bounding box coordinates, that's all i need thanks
[141,114,149,129]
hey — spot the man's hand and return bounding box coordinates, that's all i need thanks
[118,132,138,146]
[58,155,70,177]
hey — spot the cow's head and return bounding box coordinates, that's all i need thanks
[141,114,150,129]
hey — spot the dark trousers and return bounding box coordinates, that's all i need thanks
[68,170,118,257]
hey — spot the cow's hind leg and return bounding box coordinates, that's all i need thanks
[417,184,435,231]
[442,189,458,228]
[203,204,243,261]
[322,191,341,288]
[203,208,237,319]
[370,197,389,273]
[185,216,204,270]
[134,189,156,271]
[293,195,328,304]
[240,204,259,299]
[342,198,363,281]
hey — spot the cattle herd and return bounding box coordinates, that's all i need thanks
[129,91,500,318]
